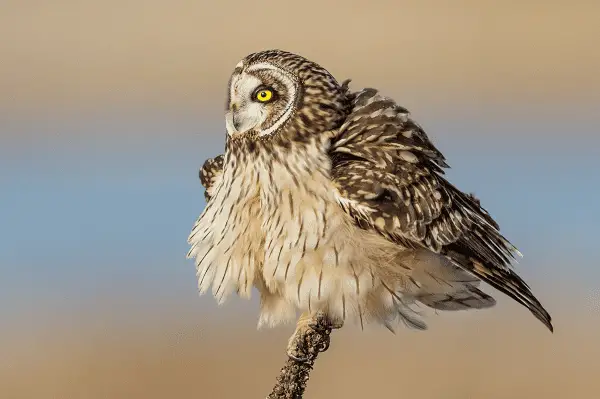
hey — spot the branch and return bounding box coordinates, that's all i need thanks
[267,314,334,399]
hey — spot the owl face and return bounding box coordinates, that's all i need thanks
[225,59,299,138]
[225,50,352,140]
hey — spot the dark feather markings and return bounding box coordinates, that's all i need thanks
[199,154,225,201]
[193,84,553,333]
[330,87,553,332]
[444,244,553,332]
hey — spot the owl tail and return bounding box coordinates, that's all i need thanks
[454,256,554,332]
[405,250,497,311]
[415,284,496,311]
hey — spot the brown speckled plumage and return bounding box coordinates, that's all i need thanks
[190,49,553,338]
[199,155,224,201]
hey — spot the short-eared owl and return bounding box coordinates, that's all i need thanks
[187,50,553,356]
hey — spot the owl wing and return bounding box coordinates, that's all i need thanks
[329,87,553,332]
[199,154,225,201]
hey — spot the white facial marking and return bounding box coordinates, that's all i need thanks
[225,62,297,137]
[225,111,237,136]
[226,73,265,136]
[247,63,297,137]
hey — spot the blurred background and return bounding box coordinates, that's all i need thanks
[1,1,599,397]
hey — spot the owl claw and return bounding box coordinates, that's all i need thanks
[286,350,310,363]
[308,315,343,332]
[317,335,331,352]
[286,335,311,363]
[286,314,337,363]
[286,336,330,363]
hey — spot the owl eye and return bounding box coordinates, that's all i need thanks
[254,87,274,103]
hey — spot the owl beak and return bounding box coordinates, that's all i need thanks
[225,111,237,135]
[228,103,242,131]
[225,102,258,136]
[232,113,242,131]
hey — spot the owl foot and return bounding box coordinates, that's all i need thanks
[286,349,312,364]
[309,315,344,332]
[286,312,338,363]
[286,332,331,363]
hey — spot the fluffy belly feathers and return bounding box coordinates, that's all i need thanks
[187,145,490,330]
[189,149,386,322]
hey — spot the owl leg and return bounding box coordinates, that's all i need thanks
[286,312,314,362]
[309,313,344,331]
[286,311,342,362]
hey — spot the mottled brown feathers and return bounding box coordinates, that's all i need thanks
[242,50,353,140]
[329,87,553,331]
[199,154,224,201]
[192,49,553,334]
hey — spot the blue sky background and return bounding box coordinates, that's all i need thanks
[1,102,598,332]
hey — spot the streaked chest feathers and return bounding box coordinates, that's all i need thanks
[188,138,467,329]
[189,139,383,318]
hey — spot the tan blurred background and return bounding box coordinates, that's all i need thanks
[1,1,599,398]
[2,0,599,117]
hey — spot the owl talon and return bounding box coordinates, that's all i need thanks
[286,350,310,363]
[308,318,343,332]
[286,335,330,362]
[307,321,328,333]
[317,335,331,352]
[286,329,309,363]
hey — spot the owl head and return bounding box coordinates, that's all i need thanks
[225,50,352,140]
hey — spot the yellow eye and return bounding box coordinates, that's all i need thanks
[255,89,273,102]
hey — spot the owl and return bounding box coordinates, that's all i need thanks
[188,49,553,359]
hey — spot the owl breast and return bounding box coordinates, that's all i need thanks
[189,138,421,328]
[187,152,264,303]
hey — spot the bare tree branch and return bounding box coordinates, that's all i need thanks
[267,315,334,399]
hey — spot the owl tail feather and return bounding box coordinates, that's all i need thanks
[416,284,496,311]
[451,255,554,333]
